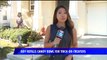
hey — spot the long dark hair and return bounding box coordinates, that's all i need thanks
[53,5,74,45]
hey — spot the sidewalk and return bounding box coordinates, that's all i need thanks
[74,35,107,60]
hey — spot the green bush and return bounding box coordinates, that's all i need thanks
[0,47,14,59]
[28,31,43,42]
[0,28,43,43]
[9,28,31,43]
[0,26,10,32]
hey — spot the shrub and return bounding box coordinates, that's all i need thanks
[28,31,43,42]
[0,28,43,43]
[0,26,10,32]
[0,47,14,59]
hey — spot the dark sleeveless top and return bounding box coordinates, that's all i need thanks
[48,24,72,60]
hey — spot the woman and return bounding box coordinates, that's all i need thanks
[44,5,78,60]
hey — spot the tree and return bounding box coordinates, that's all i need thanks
[0,1,9,8]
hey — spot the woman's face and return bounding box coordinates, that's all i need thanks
[56,8,67,23]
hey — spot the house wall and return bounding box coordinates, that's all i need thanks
[10,1,33,28]
[77,1,87,36]
[11,1,88,35]
[21,1,33,28]
[10,1,107,35]
[10,1,17,27]
[21,1,56,32]
[41,1,56,29]
[86,2,107,35]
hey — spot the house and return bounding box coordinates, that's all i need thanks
[0,1,107,36]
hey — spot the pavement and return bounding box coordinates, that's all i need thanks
[74,35,107,60]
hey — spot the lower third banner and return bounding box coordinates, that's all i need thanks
[14,48,107,55]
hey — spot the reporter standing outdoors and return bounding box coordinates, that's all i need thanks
[44,5,78,60]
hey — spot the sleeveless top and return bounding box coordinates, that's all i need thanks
[48,24,73,60]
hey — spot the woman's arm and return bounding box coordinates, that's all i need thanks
[71,28,78,48]
[44,25,54,48]
[44,25,61,48]
[65,28,78,60]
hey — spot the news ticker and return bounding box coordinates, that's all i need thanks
[14,48,107,55]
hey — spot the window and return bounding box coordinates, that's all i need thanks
[30,1,34,12]
[3,15,7,20]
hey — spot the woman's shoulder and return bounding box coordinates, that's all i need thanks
[46,24,52,31]
[46,24,54,31]
[46,24,57,31]
[48,24,55,28]
[50,24,54,26]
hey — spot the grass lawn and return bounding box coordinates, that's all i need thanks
[0,39,19,47]
[0,39,15,59]
[0,39,29,48]
[0,39,28,59]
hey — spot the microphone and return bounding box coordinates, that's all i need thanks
[54,27,64,47]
